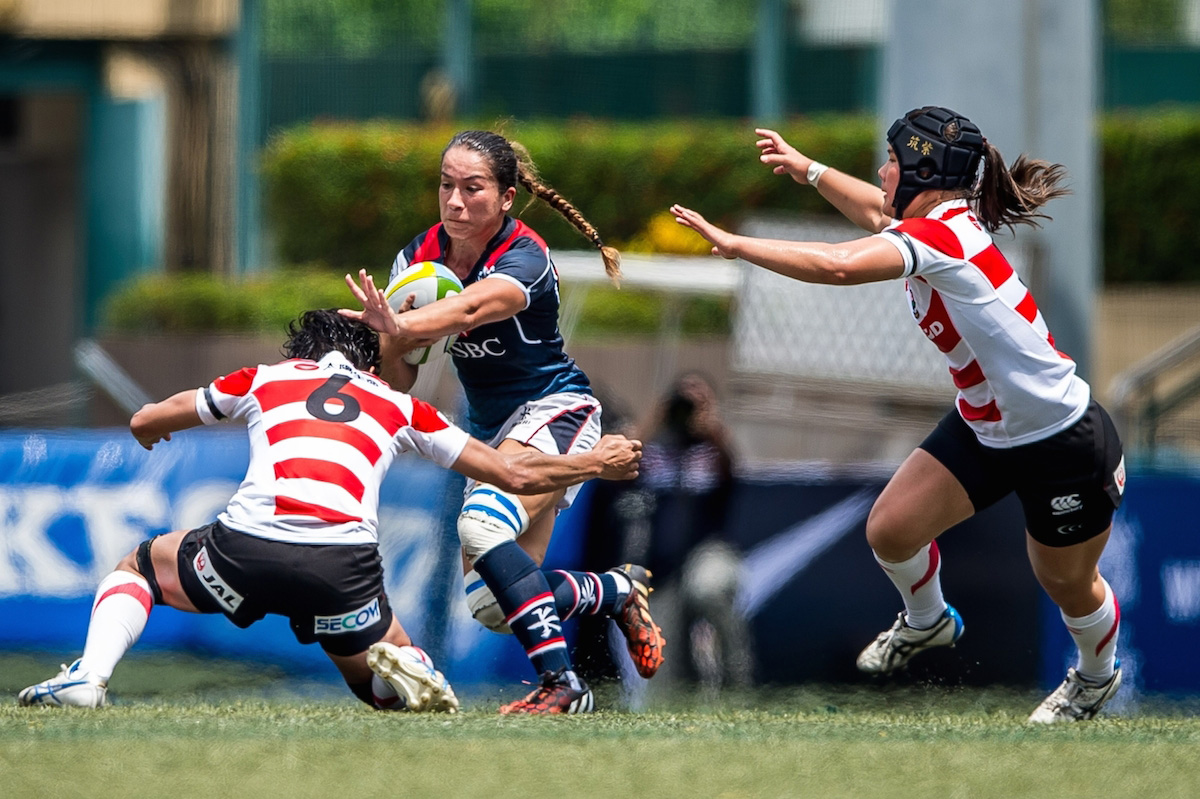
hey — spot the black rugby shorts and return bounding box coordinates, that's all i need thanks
[919,401,1125,546]
[174,520,393,656]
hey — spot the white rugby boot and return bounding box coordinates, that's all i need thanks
[367,643,459,713]
[1029,662,1122,723]
[856,605,964,675]
[18,660,108,708]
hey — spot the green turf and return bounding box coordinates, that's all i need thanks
[3,654,1198,799]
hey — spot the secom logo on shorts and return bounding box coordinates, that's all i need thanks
[314,598,382,634]
[193,546,244,611]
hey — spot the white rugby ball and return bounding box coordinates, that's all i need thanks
[384,261,463,365]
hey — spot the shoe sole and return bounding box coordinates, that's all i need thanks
[367,644,459,713]
[616,566,666,679]
[499,689,595,715]
[856,609,963,675]
[1029,668,1123,723]
[18,684,107,708]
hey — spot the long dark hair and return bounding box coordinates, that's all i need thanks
[283,309,381,372]
[444,130,622,283]
[973,141,1071,233]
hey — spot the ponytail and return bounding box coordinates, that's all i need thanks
[512,141,622,284]
[973,140,1070,233]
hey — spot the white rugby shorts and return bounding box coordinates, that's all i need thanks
[464,392,602,511]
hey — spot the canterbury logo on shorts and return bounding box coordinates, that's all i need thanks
[313,598,382,634]
[193,546,244,611]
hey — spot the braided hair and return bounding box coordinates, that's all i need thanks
[443,130,622,283]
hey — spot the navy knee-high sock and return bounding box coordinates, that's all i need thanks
[545,569,629,620]
[474,541,572,678]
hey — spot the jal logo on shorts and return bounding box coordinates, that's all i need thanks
[193,546,244,611]
[1050,494,1083,516]
[314,598,382,634]
[1114,456,1127,496]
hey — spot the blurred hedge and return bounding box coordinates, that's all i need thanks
[262,113,1200,284]
[260,117,877,268]
[1101,110,1200,282]
[100,265,730,340]
[102,268,357,333]
[101,112,1200,335]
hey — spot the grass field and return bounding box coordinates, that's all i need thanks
[2,653,1198,799]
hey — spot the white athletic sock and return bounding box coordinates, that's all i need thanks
[372,673,401,709]
[77,570,153,683]
[1063,577,1119,684]
[874,541,947,630]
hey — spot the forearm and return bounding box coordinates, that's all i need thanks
[724,234,904,286]
[812,168,893,233]
[724,237,856,285]
[130,390,203,448]
[396,290,518,341]
[499,449,605,494]
[377,335,418,391]
[451,438,607,495]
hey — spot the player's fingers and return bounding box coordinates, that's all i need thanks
[344,273,368,301]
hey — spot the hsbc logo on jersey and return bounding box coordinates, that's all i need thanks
[314,598,382,634]
[449,338,506,359]
[193,546,244,611]
[1050,494,1083,515]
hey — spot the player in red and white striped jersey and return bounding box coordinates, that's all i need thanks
[671,106,1126,723]
[18,310,641,711]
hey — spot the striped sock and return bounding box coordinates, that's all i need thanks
[474,541,572,677]
[545,570,630,620]
[1063,577,1120,684]
[874,541,947,630]
[77,570,153,682]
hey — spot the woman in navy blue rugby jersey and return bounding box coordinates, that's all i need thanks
[344,131,664,714]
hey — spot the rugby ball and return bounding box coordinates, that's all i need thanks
[383,261,463,365]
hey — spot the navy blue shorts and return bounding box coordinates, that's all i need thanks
[172,520,393,656]
[918,401,1125,547]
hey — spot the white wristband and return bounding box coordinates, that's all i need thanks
[806,161,829,187]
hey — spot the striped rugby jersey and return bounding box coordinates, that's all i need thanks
[195,351,470,545]
[876,199,1090,448]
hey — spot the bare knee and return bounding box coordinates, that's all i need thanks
[116,550,140,574]
[865,504,921,562]
[1035,567,1102,614]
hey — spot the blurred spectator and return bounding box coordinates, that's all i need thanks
[633,372,752,692]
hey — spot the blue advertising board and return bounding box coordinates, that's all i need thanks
[0,427,591,689]
[2,429,1197,697]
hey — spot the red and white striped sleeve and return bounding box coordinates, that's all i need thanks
[397,396,470,468]
[195,366,258,425]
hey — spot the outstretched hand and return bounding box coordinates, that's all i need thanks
[593,434,643,480]
[134,430,171,450]
[669,205,739,259]
[341,269,405,336]
[756,128,817,184]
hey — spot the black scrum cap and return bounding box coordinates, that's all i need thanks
[886,106,984,217]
